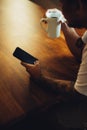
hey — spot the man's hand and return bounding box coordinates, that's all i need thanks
[46,8,67,23]
[21,61,42,80]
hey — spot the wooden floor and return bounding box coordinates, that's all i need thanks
[0,0,86,129]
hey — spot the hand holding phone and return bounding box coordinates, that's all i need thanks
[13,47,38,64]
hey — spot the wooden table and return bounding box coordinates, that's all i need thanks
[0,0,80,127]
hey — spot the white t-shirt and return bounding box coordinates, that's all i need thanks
[74,31,87,96]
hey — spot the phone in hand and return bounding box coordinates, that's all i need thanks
[13,47,38,64]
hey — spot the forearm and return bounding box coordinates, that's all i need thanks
[31,75,75,95]
[61,22,83,61]
[31,75,87,102]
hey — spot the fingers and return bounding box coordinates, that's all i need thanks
[21,61,33,68]
[21,61,34,74]
[21,60,41,79]
[34,60,40,65]
[21,60,39,68]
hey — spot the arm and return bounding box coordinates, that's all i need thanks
[31,73,87,102]
[21,61,86,102]
[31,74,75,95]
[61,22,84,62]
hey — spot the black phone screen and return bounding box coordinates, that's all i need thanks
[13,47,38,64]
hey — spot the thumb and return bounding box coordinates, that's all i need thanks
[21,61,34,68]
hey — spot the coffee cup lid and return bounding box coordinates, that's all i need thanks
[46,8,62,18]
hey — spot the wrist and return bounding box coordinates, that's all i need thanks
[61,22,68,31]
[30,72,43,82]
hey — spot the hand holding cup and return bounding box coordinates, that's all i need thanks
[40,8,66,38]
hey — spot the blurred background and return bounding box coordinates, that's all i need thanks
[30,0,61,10]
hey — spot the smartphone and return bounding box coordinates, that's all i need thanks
[13,47,38,64]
